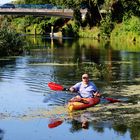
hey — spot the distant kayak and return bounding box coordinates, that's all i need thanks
[67,97,100,112]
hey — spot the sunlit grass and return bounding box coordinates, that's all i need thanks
[111,16,140,47]
[78,27,100,39]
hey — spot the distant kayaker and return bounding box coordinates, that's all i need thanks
[69,73,101,100]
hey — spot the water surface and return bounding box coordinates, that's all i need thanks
[0,36,140,140]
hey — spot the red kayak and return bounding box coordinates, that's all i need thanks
[68,97,100,112]
[67,97,121,112]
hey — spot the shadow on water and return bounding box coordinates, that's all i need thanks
[43,91,74,106]
[0,129,4,140]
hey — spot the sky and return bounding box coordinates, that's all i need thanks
[0,0,13,4]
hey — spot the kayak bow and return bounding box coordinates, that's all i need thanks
[68,97,100,112]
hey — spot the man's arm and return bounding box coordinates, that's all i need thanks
[69,82,81,92]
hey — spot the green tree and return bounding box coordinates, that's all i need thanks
[102,0,140,23]
[0,20,24,56]
[15,0,104,27]
[15,0,51,4]
[100,13,114,38]
[121,0,140,18]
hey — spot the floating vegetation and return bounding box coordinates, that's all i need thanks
[74,62,110,80]
[28,63,77,66]
[28,61,109,80]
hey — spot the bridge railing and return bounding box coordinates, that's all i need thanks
[0,8,87,13]
[0,8,74,12]
[0,7,87,18]
[15,4,55,9]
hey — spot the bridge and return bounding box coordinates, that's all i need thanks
[0,8,87,18]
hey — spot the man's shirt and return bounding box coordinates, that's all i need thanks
[72,81,98,98]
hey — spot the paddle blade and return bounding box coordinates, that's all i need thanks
[48,82,64,91]
[106,97,121,103]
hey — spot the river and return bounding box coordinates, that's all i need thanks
[0,36,140,140]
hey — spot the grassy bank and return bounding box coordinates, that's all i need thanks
[111,16,140,44]
[78,27,100,40]
[11,16,66,35]
[9,15,140,46]
[78,16,140,45]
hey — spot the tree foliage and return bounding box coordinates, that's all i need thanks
[14,0,140,37]
[15,0,51,4]
[0,20,24,56]
[103,0,140,22]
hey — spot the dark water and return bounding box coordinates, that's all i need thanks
[0,36,140,140]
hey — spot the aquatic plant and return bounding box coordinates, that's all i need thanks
[75,62,109,81]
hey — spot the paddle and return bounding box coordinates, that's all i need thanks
[48,82,68,91]
[48,82,121,103]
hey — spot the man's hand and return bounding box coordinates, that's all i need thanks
[94,92,101,97]
[69,87,75,92]
[69,96,89,104]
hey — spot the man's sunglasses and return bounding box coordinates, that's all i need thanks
[82,77,88,79]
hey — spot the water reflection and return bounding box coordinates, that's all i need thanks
[0,58,17,81]
[48,118,63,129]
[67,110,130,137]
[26,36,140,90]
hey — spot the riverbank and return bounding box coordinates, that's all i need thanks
[110,16,140,44]
[8,15,140,44]
[78,16,140,44]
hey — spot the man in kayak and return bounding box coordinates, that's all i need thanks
[69,73,101,101]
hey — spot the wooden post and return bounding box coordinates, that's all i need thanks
[50,26,54,38]
[34,25,37,36]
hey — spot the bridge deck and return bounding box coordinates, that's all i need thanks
[0,8,87,18]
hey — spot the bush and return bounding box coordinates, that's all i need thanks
[123,16,140,33]
[62,21,79,37]
[111,16,140,43]
[0,21,24,56]
[78,27,100,39]
[100,15,114,38]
